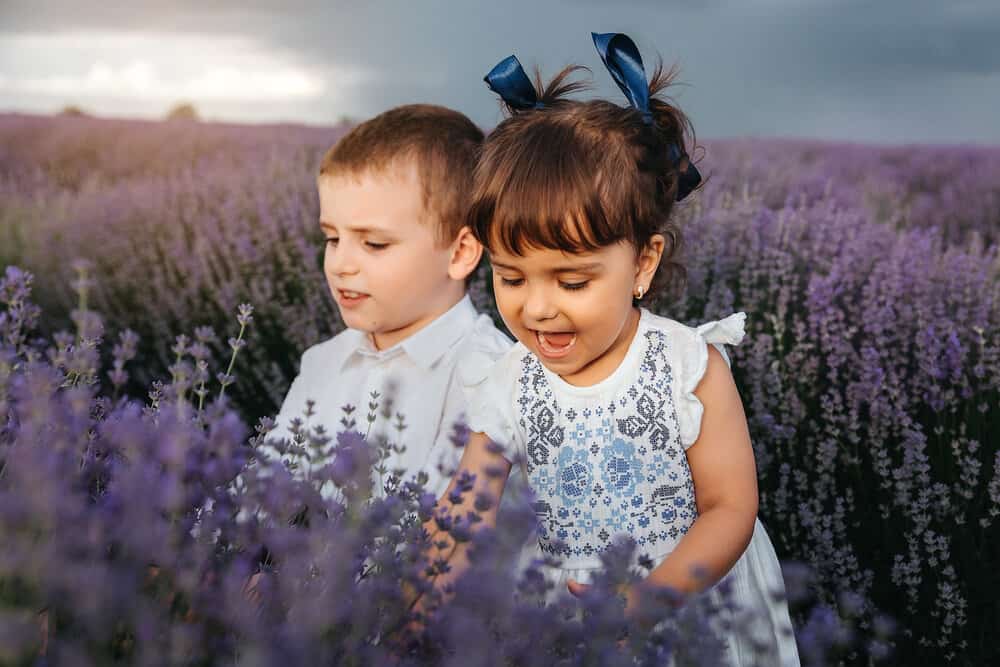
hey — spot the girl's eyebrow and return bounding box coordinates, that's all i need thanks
[552,263,602,273]
[491,260,603,273]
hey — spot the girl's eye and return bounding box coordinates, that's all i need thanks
[325,237,339,246]
[365,241,389,250]
[560,281,589,291]
[500,277,524,287]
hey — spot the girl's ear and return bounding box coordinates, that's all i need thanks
[447,226,484,281]
[635,234,665,288]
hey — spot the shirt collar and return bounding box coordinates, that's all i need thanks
[339,295,478,371]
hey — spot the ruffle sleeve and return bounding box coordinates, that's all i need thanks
[676,312,747,449]
[457,344,523,462]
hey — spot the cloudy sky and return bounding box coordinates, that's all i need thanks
[1,0,998,143]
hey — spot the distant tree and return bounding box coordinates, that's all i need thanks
[166,103,200,122]
[58,105,90,117]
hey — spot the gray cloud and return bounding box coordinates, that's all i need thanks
[759,1,1000,79]
[1,0,998,142]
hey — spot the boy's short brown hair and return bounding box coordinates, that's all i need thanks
[318,104,484,245]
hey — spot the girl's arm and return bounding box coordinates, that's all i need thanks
[641,344,758,596]
[417,431,513,604]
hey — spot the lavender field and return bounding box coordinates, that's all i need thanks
[1,111,998,665]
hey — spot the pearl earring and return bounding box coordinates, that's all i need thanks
[635,285,645,300]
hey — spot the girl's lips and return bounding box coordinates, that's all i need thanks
[535,330,577,359]
[336,289,369,308]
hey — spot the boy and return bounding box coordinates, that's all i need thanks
[258,104,511,499]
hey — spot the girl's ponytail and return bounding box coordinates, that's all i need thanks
[644,63,701,206]
[484,55,591,117]
[592,32,701,202]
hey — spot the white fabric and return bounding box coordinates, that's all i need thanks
[465,308,799,666]
[678,311,747,448]
[258,295,512,499]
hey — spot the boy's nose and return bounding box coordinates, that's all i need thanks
[325,244,359,276]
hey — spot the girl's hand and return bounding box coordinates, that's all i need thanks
[567,579,641,618]
[244,571,265,606]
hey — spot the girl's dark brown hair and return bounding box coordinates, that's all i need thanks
[468,60,699,300]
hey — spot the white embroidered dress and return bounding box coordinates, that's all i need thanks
[465,309,800,667]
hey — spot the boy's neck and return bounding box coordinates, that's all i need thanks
[368,288,467,351]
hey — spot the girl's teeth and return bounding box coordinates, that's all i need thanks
[538,332,576,349]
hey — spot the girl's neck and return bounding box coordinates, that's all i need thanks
[557,307,642,387]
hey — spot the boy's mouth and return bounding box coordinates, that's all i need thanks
[535,330,577,359]
[336,289,370,307]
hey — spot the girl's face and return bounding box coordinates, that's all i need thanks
[489,236,663,386]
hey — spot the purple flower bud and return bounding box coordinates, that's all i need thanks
[237,303,254,327]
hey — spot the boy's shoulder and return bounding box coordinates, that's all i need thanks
[453,312,514,387]
[296,327,364,372]
[459,312,512,354]
[297,307,512,377]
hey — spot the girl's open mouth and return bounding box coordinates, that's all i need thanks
[535,330,577,359]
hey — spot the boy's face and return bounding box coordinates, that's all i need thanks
[318,161,464,350]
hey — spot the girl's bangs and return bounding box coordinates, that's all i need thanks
[479,155,630,257]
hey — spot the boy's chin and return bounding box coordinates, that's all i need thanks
[336,309,372,331]
[337,311,401,345]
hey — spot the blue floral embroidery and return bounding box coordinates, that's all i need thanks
[600,438,643,498]
[556,446,592,506]
[532,464,557,498]
[648,453,668,481]
[595,418,613,443]
[579,510,599,535]
[515,326,699,562]
[570,421,592,447]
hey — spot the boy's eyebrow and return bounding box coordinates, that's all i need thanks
[319,220,391,235]
[491,260,603,273]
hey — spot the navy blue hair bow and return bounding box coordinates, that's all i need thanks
[592,32,701,201]
[484,55,543,111]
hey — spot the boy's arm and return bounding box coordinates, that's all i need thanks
[415,431,512,606]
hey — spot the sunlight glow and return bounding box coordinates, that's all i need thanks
[0,31,368,109]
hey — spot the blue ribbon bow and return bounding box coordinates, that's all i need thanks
[484,55,543,111]
[592,32,701,201]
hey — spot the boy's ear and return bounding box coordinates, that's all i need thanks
[447,226,483,282]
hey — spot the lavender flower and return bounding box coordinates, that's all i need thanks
[5,113,998,663]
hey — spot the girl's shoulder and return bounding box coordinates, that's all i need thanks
[458,340,532,451]
[639,310,748,449]
[638,309,747,367]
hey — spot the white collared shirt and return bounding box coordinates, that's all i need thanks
[258,295,511,499]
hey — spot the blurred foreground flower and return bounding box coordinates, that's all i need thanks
[0,264,877,665]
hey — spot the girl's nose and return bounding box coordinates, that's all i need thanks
[523,285,558,323]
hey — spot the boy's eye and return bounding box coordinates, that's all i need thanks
[365,241,389,250]
[325,237,339,246]
[499,277,524,287]
[560,281,589,291]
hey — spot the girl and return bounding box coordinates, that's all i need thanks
[424,33,799,665]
